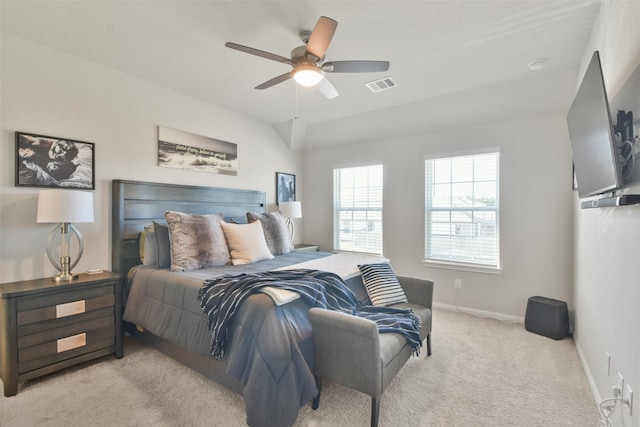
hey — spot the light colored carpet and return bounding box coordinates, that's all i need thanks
[1,308,600,426]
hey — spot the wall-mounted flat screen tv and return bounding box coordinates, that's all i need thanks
[567,51,622,198]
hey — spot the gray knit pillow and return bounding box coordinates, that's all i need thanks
[246,211,293,255]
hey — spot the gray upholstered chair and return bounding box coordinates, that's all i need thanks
[309,275,433,427]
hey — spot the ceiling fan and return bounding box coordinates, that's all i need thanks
[225,16,390,99]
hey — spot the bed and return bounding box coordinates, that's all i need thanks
[111,179,383,426]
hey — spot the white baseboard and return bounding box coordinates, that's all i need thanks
[433,301,524,324]
[574,339,602,406]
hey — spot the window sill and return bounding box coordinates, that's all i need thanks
[422,259,503,275]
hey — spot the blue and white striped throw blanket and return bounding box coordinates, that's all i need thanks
[199,269,422,359]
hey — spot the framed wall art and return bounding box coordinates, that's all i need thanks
[276,172,296,205]
[15,132,95,189]
[158,126,238,175]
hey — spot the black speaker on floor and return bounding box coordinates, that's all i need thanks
[524,296,569,340]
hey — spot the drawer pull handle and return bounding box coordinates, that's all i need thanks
[57,333,87,353]
[56,300,86,318]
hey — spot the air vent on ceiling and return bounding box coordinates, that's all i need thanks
[365,77,397,93]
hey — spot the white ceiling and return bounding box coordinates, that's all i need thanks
[0,1,601,149]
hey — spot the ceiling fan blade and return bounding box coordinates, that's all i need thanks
[316,77,339,99]
[225,42,292,65]
[255,72,292,90]
[323,60,390,73]
[305,16,338,59]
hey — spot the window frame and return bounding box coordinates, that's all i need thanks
[423,148,502,274]
[332,162,384,255]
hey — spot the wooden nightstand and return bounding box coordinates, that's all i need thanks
[0,271,123,397]
[294,244,319,252]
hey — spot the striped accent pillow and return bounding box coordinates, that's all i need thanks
[358,263,407,306]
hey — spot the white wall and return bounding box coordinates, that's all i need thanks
[0,35,302,283]
[573,2,640,426]
[303,112,575,317]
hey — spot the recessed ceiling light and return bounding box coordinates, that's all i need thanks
[528,58,547,71]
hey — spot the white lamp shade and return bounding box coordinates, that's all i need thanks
[279,201,302,219]
[37,190,94,223]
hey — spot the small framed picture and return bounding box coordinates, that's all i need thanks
[15,132,95,189]
[276,172,296,205]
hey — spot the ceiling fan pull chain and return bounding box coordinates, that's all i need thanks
[295,83,299,120]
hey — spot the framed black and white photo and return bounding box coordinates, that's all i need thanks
[15,132,95,189]
[276,172,296,205]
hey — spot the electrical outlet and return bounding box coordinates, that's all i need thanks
[625,385,633,416]
[619,372,625,393]
[633,137,640,155]
[605,352,610,376]
[614,385,622,398]
[454,279,462,290]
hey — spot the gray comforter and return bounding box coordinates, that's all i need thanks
[122,251,333,426]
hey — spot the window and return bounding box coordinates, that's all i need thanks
[424,149,500,270]
[333,164,383,254]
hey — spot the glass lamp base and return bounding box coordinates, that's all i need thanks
[46,223,84,282]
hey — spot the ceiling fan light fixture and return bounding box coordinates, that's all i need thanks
[293,65,324,87]
[226,16,389,98]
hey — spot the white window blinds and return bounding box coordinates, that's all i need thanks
[424,150,500,269]
[333,164,383,254]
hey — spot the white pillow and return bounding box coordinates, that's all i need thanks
[220,221,274,265]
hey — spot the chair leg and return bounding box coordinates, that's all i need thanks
[370,397,380,427]
[312,376,322,410]
[426,334,432,356]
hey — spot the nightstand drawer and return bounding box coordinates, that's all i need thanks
[18,326,115,373]
[16,284,114,323]
[18,293,115,326]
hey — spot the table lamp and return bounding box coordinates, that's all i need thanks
[37,189,94,281]
[279,201,302,242]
